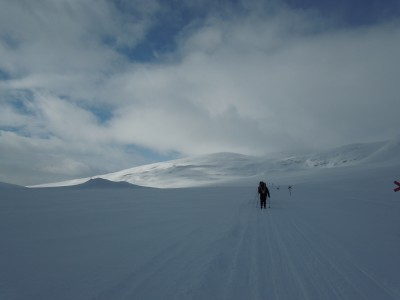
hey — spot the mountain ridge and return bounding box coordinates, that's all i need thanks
[29,138,400,188]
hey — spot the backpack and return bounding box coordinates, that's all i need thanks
[259,181,266,194]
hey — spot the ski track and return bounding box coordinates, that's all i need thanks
[93,192,399,300]
[287,213,399,300]
[177,194,399,300]
[181,199,256,300]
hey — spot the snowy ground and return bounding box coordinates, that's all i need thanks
[1,161,400,299]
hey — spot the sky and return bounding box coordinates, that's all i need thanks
[1,0,400,186]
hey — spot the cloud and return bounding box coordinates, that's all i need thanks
[0,0,161,101]
[105,13,400,153]
[1,0,400,185]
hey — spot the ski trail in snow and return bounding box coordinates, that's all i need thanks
[184,200,279,300]
[179,199,254,299]
[260,196,400,300]
[287,212,400,299]
[259,210,280,299]
[184,194,400,300]
[268,208,348,299]
[264,206,314,299]
[220,203,259,300]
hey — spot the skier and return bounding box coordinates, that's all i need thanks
[258,181,270,209]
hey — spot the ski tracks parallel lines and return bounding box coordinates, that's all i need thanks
[266,210,311,300]
[288,213,400,300]
[184,200,257,300]
[221,205,253,300]
[275,212,356,300]
[260,210,281,300]
[253,208,292,300]
[289,214,368,300]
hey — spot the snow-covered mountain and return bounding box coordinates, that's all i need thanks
[30,138,400,188]
[275,140,396,169]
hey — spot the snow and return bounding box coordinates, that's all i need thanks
[29,139,400,189]
[73,178,143,189]
[1,139,400,299]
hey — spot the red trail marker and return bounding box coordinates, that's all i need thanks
[394,181,400,192]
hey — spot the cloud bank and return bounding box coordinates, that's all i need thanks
[1,0,399,185]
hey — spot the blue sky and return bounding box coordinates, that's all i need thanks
[1,0,400,185]
[113,0,400,62]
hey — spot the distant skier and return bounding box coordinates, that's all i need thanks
[258,181,270,209]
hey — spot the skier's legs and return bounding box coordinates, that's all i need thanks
[261,198,266,208]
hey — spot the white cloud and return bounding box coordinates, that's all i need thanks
[104,15,400,154]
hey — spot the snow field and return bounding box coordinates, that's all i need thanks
[1,162,400,299]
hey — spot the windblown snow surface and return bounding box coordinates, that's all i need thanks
[1,139,400,299]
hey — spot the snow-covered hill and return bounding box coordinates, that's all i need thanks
[30,138,400,188]
[277,139,400,169]
[71,178,144,189]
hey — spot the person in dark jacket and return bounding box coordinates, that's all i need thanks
[258,181,270,209]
